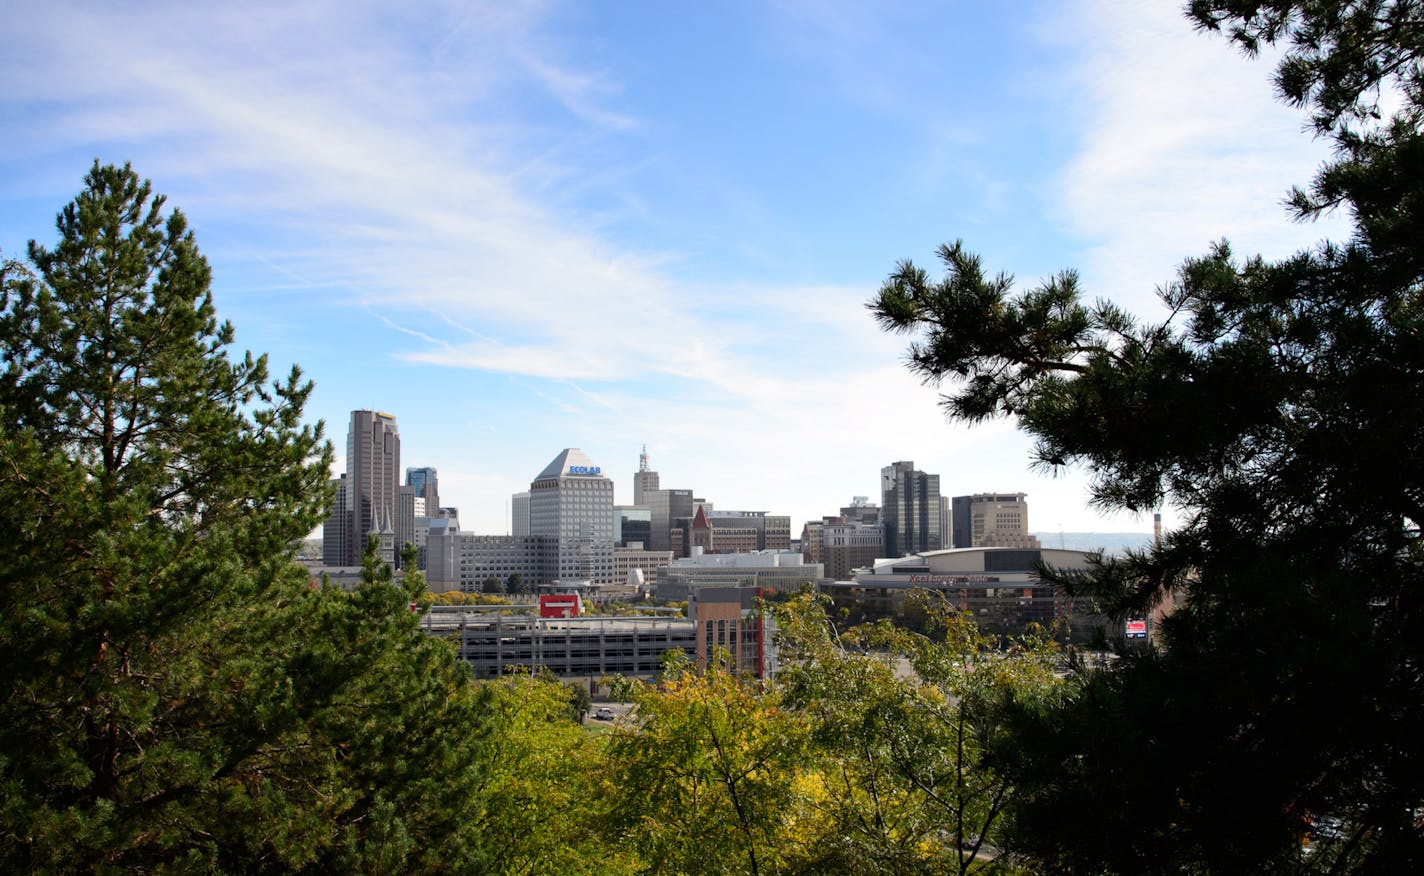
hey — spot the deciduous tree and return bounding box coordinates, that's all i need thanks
[778,593,1061,874]
[604,651,810,875]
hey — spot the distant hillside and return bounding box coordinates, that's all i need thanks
[1032,532,1155,556]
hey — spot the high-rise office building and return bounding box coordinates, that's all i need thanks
[951,493,1041,549]
[615,504,652,547]
[840,496,881,526]
[322,474,349,566]
[511,491,531,537]
[647,488,695,555]
[346,410,401,566]
[951,495,973,549]
[396,484,419,566]
[322,411,402,566]
[939,496,951,551]
[633,445,659,506]
[407,466,439,510]
[529,449,616,583]
[822,518,885,579]
[880,461,943,557]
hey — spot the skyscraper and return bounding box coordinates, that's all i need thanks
[322,474,349,566]
[951,495,973,549]
[406,466,439,510]
[647,488,695,555]
[511,491,531,537]
[396,484,418,566]
[633,444,659,506]
[529,449,615,583]
[880,461,943,557]
[342,410,401,566]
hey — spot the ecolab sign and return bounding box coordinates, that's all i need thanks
[567,465,601,475]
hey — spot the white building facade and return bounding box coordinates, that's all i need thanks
[529,449,616,585]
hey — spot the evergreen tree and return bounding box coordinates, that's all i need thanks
[0,163,490,871]
[870,2,1424,871]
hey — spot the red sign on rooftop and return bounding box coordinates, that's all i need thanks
[540,594,582,618]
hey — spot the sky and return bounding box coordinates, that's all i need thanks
[0,0,1350,539]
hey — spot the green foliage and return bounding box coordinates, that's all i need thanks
[777,593,1062,874]
[567,681,593,722]
[604,651,811,875]
[870,4,1424,871]
[0,164,493,871]
[482,575,505,595]
[474,674,631,874]
[426,589,510,606]
[1189,0,1424,136]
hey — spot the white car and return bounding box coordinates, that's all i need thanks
[592,707,614,721]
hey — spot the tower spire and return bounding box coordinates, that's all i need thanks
[639,444,649,473]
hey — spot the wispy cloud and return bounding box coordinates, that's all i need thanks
[1,1,746,385]
[512,50,640,130]
[1047,0,1350,319]
[3,0,1257,534]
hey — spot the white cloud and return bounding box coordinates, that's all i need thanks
[4,1,1235,535]
[1051,0,1349,320]
[0,1,755,387]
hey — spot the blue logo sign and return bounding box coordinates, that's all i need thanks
[568,465,601,475]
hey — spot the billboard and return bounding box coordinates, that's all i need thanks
[540,594,583,618]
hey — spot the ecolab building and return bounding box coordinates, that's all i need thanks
[425,449,617,591]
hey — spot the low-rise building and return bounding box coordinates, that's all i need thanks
[691,586,777,680]
[615,544,674,592]
[656,550,823,601]
[425,529,551,593]
[421,607,695,678]
[674,508,791,556]
[824,546,1106,639]
[417,587,776,680]
[800,518,825,565]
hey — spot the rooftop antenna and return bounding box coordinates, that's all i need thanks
[639,444,650,472]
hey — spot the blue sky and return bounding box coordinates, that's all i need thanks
[0,0,1348,538]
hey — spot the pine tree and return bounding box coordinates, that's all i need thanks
[0,163,490,871]
[871,2,1424,871]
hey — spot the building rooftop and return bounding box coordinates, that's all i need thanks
[534,448,605,481]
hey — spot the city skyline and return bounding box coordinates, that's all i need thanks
[0,2,1349,536]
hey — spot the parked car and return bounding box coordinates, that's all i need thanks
[593,707,614,721]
